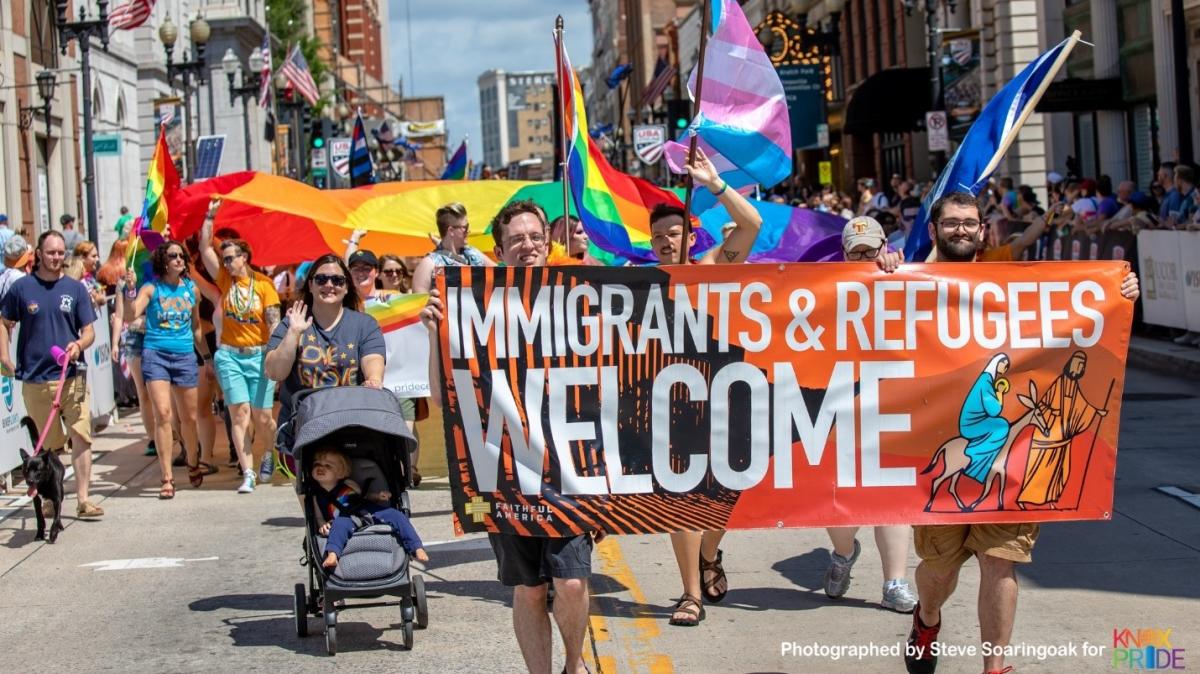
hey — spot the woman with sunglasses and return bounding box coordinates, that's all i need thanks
[199,198,282,493]
[378,255,411,293]
[264,254,386,453]
[124,240,210,499]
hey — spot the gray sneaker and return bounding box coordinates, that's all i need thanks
[258,452,274,484]
[823,539,861,598]
[881,578,917,613]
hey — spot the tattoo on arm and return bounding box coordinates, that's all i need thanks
[722,249,740,262]
[265,305,281,332]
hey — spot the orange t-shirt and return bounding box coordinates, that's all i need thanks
[216,269,281,347]
[978,244,1014,262]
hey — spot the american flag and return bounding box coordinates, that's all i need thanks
[108,0,155,30]
[639,58,677,110]
[280,45,319,106]
[258,34,272,109]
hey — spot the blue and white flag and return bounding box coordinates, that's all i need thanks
[905,32,1080,262]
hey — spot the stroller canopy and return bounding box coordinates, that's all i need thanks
[291,386,417,465]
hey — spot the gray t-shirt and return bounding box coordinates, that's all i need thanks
[62,228,85,253]
[267,308,386,425]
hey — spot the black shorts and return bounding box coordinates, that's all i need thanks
[488,533,593,587]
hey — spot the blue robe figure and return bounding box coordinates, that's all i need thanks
[960,354,1012,483]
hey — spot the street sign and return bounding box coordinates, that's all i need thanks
[776,63,826,150]
[310,146,328,175]
[818,161,832,186]
[193,135,226,180]
[329,137,351,177]
[816,124,829,149]
[926,111,949,152]
[633,124,667,164]
[93,134,120,156]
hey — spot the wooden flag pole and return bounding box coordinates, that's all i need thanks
[679,0,710,264]
[554,15,571,252]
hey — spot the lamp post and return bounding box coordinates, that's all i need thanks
[222,47,264,171]
[20,70,59,227]
[903,0,953,171]
[159,14,211,182]
[54,0,109,245]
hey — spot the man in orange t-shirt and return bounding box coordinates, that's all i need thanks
[199,198,282,493]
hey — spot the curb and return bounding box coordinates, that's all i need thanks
[1127,336,1200,380]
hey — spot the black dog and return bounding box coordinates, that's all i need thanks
[20,448,66,543]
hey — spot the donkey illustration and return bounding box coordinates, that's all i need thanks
[922,380,1047,512]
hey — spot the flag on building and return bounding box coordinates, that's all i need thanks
[662,0,792,215]
[556,33,714,265]
[258,34,273,109]
[638,58,677,110]
[280,44,319,105]
[349,111,375,187]
[903,33,1081,262]
[441,140,468,180]
[108,0,155,30]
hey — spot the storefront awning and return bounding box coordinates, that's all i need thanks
[843,67,934,135]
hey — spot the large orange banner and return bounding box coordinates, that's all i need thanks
[436,262,1133,536]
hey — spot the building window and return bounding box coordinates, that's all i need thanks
[881,132,905,180]
[30,0,59,68]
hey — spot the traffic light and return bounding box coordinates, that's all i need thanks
[667,99,692,131]
[310,118,325,150]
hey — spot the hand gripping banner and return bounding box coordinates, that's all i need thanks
[436,262,1133,536]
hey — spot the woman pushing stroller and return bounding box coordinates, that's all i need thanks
[309,445,428,569]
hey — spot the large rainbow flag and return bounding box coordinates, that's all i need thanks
[556,34,714,265]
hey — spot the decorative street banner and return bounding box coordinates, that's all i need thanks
[437,263,1134,537]
[775,63,824,150]
[366,293,431,398]
[1137,230,1188,330]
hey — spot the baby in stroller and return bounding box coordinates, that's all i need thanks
[309,445,429,569]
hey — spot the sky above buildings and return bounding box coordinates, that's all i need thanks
[388,0,594,164]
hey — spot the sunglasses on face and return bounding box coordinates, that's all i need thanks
[312,274,347,288]
[382,268,406,276]
[166,252,186,261]
[222,253,244,265]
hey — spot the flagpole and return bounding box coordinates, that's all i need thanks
[554,15,571,251]
[679,0,710,265]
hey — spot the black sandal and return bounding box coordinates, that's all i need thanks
[699,549,728,603]
[668,593,705,627]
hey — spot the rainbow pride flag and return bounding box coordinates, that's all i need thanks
[365,292,430,397]
[441,140,468,180]
[556,34,713,265]
[126,125,178,281]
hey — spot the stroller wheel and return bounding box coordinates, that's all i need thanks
[401,620,414,650]
[293,584,309,638]
[325,611,337,655]
[413,575,429,629]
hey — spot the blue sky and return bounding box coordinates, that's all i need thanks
[387,0,594,163]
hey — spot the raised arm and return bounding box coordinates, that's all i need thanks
[1008,212,1048,260]
[122,271,154,323]
[264,301,310,382]
[686,147,760,265]
[198,198,223,280]
[344,229,367,263]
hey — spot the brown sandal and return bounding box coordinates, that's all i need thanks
[159,478,176,500]
[700,549,728,603]
[668,594,705,626]
[187,464,204,488]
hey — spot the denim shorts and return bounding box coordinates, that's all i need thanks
[123,329,145,360]
[141,347,199,387]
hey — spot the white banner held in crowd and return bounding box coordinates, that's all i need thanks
[1137,230,1188,329]
[365,294,430,399]
[85,305,116,422]
[1179,231,1200,332]
[1,324,30,475]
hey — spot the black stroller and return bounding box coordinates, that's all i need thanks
[286,386,429,655]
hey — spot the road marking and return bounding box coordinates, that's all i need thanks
[81,556,220,571]
[591,537,673,674]
[1156,485,1200,510]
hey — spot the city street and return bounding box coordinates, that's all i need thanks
[0,364,1196,673]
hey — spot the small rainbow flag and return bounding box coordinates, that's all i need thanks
[556,34,713,265]
[441,140,468,180]
[365,293,428,333]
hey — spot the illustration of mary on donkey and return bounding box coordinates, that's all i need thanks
[959,353,1013,484]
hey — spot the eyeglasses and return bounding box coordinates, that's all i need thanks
[845,245,883,260]
[937,218,982,232]
[222,253,244,265]
[166,252,186,261]
[503,233,547,249]
[446,222,469,232]
[382,268,406,276]
[311,274,347,288]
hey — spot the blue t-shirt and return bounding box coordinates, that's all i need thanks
[1,273,96,383]
[267,308,386,423]
[142,278,197,354]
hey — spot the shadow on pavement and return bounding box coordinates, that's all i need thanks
[262,516,306,528]
[224,615,413,656]
[190,592,294,612]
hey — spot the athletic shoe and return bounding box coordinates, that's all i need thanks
[881,578,918,613]
[822,538,860,598]
[258,452,275,484]
[904,604,941,674]
[237,472,256,494]
[1173,331,1199,345]
[143,440,157,457]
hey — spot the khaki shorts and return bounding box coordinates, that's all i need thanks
[22,375,92,449]
[914,523,1040,571]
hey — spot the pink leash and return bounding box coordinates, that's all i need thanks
[26,345,71,498]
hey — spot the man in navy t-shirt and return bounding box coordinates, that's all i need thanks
[0,231,104,518]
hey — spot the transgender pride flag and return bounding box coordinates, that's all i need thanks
[664,0,792,215]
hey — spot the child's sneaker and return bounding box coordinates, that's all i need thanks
[237,472,256,494]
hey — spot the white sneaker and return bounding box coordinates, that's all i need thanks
[881,578,917,613]
[237,472,256,494]
[1174,331,1200,345]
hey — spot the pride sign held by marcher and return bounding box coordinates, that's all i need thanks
[436,262,1135,537]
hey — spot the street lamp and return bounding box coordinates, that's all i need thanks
[159,14,211,182]
[223,46,265,171]
[20,70,58,225]
[54,0,109,245]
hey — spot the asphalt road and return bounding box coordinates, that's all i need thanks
[0,365,1197,673]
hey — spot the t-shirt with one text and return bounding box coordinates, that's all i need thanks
[0,274,96,382]
[217,269,280,348]
[267,308,386,423]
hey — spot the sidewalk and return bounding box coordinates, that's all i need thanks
[1127,335,1200,379]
